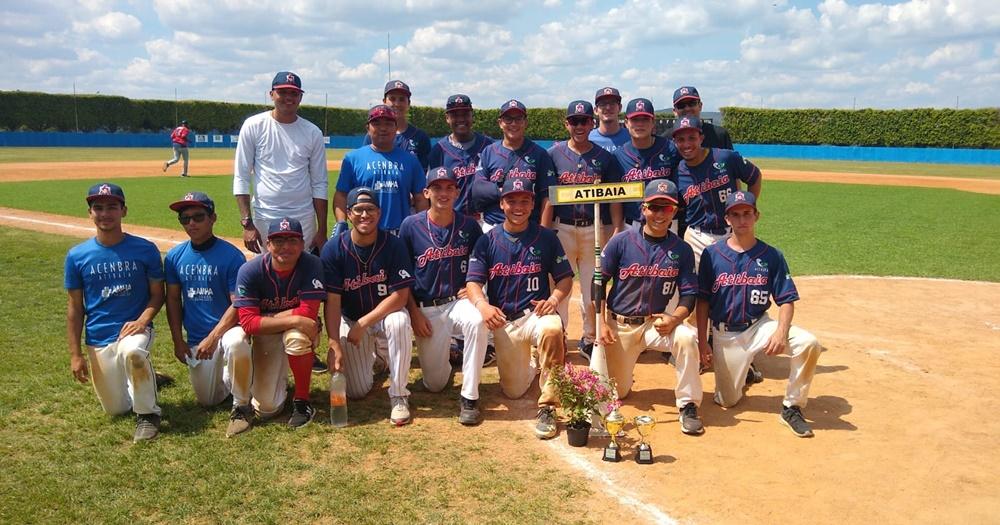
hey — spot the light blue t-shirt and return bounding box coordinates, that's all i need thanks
[164,237,246,346]
[589,127,631,154]
[64,234,165,347]
[337,145,425,231]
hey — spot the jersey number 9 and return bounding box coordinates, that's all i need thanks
[377,283,388,297]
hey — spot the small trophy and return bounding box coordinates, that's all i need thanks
[602,410,625,462]
[633,415,657,464]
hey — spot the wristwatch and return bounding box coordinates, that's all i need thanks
[240,216,254,230]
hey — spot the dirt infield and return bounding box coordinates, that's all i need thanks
[1,206,997,524]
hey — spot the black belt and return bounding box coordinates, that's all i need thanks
[505,309,530,322]
[563,217,594,227]
[713,317,761,332]
[417,295,457,308]
[692,225,729,235]
[613,313,648,326]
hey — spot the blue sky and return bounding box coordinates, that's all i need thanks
[2,0,998,112]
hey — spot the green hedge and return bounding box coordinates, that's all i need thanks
[721,107,1000,148]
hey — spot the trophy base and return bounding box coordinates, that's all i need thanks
[602,446,622,462]
[635,445,653,465]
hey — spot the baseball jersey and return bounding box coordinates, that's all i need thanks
[234,252,325,316]
[601,225,697,317]
[320,230,414,322]
[589,127,631,154]
[337,145,426,231]
[164,237,246,346]
[64,234,165,347]
[473,139,556,226]
[548,141,623,226]
[171,126,190,147]
[697,239,799,325]
[701,122,733,150]
[363,124,432,171]
[399,211,482,303]
[467,222,574,315]
[427,133,494,216]
[678,149,761,231]
[613,136,681,222]
[233,111,328,221]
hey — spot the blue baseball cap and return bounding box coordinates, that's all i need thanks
[86,182,125,204]
[501,177,534,198]
[643,179,678,205]
[673,86,700,105]
[267,217,304,239]
[169,191,215,213]
[595,87,622,103]
[384,80,411,96]
[566,100,594,118]
[500,99,527,117]
[272,71,303,92]
[446,94,473,113]
[625,98,654,119]
[671,116,703,136]
[725,191,757,213]
[347,186,379,209]
[426,166,458,186]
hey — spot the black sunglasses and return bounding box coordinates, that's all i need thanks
[644,203,676,213]
[567,117,592,126]
[674,100,699,110]
[178,212,208,225]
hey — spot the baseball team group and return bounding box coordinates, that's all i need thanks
[70,71,822,444]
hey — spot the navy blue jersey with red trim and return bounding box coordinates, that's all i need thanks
[467,222,574,315]
[363,123,432,171]
[427,133,494,216]
[472,139,556,225]
[678,149,760,231]
[399,210,482,303]
[697,239,799,325]
[613,136,681,222]
[320,230,414,321]
[601,225,697,317]
[234,252,325,316]
[547,141,623,225]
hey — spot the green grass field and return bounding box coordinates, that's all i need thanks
[0,147,351,163]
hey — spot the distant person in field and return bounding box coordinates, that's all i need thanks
[163,120,191,177]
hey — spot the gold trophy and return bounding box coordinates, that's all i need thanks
[602,410,625,462]
[633,415,657,464]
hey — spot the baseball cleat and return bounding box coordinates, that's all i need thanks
[162,162,168,172]
[449,339,464,367]
[287,399,315,429]
[133,413,161,443]
[679,402,705,435]
[154,372,174,390]
[482,345,496,367]
[780,405,814,438]
[180,173,188,177]
[746,363,764,387]
[390,396,412,426]
[534,407,557,439]
[458,396,482,426]
[311,354,328,374]
[578,340,593,362]
[226,405,253,438]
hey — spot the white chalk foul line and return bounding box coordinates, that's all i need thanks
[546,439,678,525]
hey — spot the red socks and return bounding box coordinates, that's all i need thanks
[288,353,313,400]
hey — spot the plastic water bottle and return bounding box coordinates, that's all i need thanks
[329,372,348,427]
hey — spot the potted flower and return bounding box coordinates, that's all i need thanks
[550,363,619,447]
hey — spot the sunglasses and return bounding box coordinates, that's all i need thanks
[643,203,676,213]
[567,117,592,126]
[351,206,379,216]
[501,114,526,124]
[178,212,208,225]
[674,100,699,110]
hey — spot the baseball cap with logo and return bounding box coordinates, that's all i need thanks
[671,116,703,136]
[625,98,655,119]
[426,166,458,186]
[501,177,534,198]
[566,100,594,118]
[725,191,757,213]
[643,179,679,205]
[267,217,304,239]
[272,71,303,92]
[384,80,411,97]
[169,191,215,213]
[347,187,379,209]
[367,104,397,123]
[499,99,527,117]
[446,94,473,113]
[673,86,701,106]
[595,87,622,103]
[86,182,125,204]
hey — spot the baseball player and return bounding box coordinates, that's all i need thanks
[233,217,326,430]
[363,80,432,171]
[696,191,822,437]
[470,99,556,232]
[589,87,631,154]
[599,179,704,435]
[163,120,191,177]
[545,100,624,362]
[673,116,761,268]
[65,182,168,443]
[399,167,488,425]
[335,105,427,236]
[427,94,494,219]
[321,187,416,426]
[163,192,255,437]
[466,177,574,439]
[613,98,682,229]
[671,86,734,150]
[234,71,328,255]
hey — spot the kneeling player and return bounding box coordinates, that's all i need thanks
[696,191,821,437]
[599,179,704,435]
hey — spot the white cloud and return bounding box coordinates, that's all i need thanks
[72,12,142,39]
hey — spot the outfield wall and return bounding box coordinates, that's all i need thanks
[2,131,999,165]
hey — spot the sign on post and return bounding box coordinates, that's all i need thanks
[549,181,645,205]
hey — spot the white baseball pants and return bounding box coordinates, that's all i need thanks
[340,310,413,400]
[416,299,488,400]
[183,326,251,408]
[556,222,597,345]
[602,318,702,407]
[86,328,160,416]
